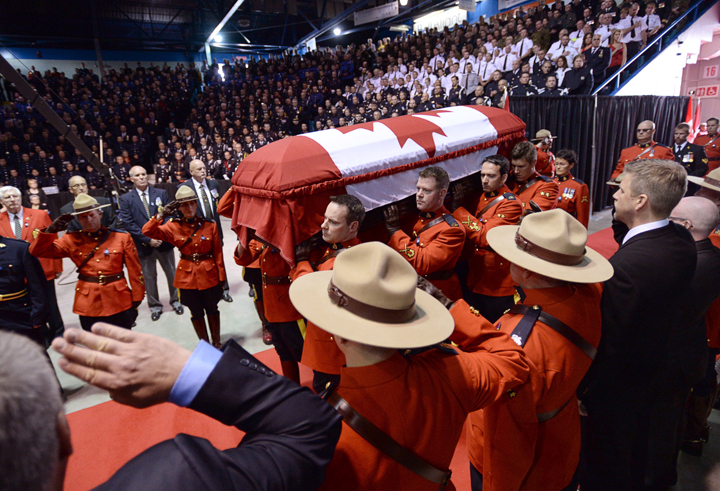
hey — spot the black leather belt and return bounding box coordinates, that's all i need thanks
[78,273,124,285]
[262,274,292,286]
[180,253,213,264]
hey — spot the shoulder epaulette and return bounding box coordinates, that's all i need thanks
[655,143,670,149]
[573,177,585,185]
[0,237,28,246]
[108,228,128,234]
[443,214,460,227]
[538,175,554,182]
[503,192,517,200]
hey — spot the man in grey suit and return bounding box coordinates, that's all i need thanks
[119,166,183,321]
[177,159,232,303]
[59,176,116,232]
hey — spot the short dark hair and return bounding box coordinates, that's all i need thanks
[483,155,511,176]
[419,166,450,191]
[675,123,690,132]
[510,141,537,163]
[707,118,719,125]
[555,149,578,166]
[329,195,366,226]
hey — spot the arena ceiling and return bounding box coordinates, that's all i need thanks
[0,0,457,54]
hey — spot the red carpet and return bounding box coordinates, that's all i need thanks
[64,228,615,491]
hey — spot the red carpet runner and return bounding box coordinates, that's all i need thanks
[63,228,618,491]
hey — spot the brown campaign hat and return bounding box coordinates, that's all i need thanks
[688,168,720,193]
[175,186,199,203]
[532,129,557,141]
[71,193,111,215]
[289,242,454,349]
[487,209,614,283]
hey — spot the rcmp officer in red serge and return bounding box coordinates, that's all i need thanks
[610,120,675,181]
[291,194,364,394]
[30,194,145,331]
[235,234,306,385]
[509,141,560,212]
[694,117,720,174]
[0,185,64,338]
[553,149,591,228]
[288,242,531,491]
[384,166,466,301]
[142,186,226,348]
[468,209,613,491]
[533,129,556,177]
[451,155,524,322]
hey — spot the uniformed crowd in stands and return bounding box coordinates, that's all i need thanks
[0,0,692,205]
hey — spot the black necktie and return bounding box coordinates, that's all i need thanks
[503,56,508,71]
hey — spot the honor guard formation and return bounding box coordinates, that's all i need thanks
[0,1,717,488]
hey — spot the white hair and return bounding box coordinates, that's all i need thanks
[0,185,21,198]
[0,332,63,491]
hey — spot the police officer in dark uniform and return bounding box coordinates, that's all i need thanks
[0,236,48,346]
[510,72,540,96]
[673,122,708,195]
[562,54,594,95]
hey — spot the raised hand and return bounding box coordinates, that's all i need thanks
[46,213,74,233]
[384,204,402,237]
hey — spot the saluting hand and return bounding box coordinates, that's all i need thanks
[46,213,74,233]
[52,324,191,409]
[384,204,402,237]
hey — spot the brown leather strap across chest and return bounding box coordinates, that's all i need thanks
[416,215,447,235]
[476,195,506,218]
[262,273,292,286]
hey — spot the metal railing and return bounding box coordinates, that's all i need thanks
[592,0,716,95]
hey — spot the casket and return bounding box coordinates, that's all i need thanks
[227,106,526,265]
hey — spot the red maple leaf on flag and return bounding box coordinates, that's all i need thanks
[335,110,451,158]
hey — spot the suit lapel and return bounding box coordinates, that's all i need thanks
[132,190,149,219]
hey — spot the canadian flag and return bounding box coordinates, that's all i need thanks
[230,106,526,264]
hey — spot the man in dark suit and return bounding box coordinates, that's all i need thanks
[645,196,720,487]
[119,166,182,321]
[60,175,116,232]
[177,159,232,302]
[581,160,696,491]
[0,325,342,491]
[585,33,611,89]
[673,123,708,195]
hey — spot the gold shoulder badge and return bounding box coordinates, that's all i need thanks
[581,196,589,203]
[139,275,145,285]
[399,244,415,258]
[507,389,517,398]
[32,228,40,239]
[0,243,5,248]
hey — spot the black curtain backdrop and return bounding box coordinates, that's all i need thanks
[509,95,689,211]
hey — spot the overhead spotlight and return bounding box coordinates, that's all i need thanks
[214,34,223,42]
[400,0,408,5]
[334,28,342,36]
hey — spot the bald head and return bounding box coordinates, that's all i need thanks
[636,120,656,144]
[671,197,720,241]
[189,159,206,183]
[68,176,88,197]
[129,166,148,191]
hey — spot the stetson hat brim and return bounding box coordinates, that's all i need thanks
[289,271,454,349]
[487,225,614,283]
[71,202,112,215]
[688,175,720,193]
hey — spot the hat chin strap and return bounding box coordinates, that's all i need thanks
[514,230,586,266]
[327,279,416,323]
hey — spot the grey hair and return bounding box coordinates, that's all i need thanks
[0,332,63,491]
[0,186,21,198]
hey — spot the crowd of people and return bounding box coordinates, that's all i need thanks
[0,0,693,205]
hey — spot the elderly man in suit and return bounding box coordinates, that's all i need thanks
[177,159,232,302]
[119,166,183,321]
[0,185,63,340]
[59,175,116,232]
[0,324,342,491]
[581,160,696,491]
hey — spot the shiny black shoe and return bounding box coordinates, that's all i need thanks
[173,305,184,315]
[681,439,703,457]
[222,292,233,303]
[151,311,162,321]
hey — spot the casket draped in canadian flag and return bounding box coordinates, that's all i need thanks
[228,106,526,265]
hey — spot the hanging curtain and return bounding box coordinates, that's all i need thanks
[508,95,689,211]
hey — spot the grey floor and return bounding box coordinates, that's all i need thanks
[49,209,720,490]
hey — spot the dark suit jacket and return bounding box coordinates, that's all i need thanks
[60,196,117,233]
[669,239,720,385]
[118,186,174,257]
[583,223,696,404]
[177,179,223,241]
[585,46,611,83]
[93,341,342,491]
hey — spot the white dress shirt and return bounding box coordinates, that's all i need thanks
[622,219,669,245]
